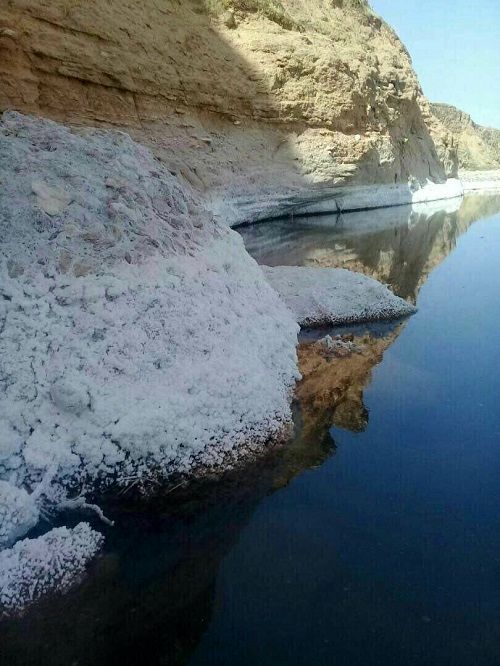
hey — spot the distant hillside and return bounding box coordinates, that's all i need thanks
[431,103,500,170]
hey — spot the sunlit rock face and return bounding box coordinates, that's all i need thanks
[431,103,500,171]
[0,0,457,223]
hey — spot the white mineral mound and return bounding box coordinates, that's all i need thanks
[0,481,39,548]
[264,266,417,327]
[0,112,299,502]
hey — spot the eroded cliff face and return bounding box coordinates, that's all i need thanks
[431,103,500,171]
[0,0,457,222]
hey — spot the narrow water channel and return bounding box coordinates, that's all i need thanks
[2,193,500,666]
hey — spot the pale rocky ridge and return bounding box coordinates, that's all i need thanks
[0,0,461,222]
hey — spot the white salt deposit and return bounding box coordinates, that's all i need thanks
[263,266,417,327]
[0,111,299,613]
[0,112,299,503]
[0,523,103,616]
[0,481,39,548]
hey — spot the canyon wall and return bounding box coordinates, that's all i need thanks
[0,0,458,222]
[431,103,500,171]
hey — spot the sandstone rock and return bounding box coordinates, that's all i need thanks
[431,102,500,170]
[0,28,17,38]
[0,0,458,222]
[222,10,237,29]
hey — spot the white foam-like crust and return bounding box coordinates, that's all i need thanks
[0,523,103,616]
[0,481,39,548]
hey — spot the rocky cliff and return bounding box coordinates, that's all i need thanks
[431,103,500,170]
[0,0,458,222]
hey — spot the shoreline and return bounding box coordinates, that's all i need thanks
[460,169,500,193]
[225,176,500,228]
[219,179,465,227]
[2,112,500,619]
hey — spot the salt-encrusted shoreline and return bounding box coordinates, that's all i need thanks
[460,170,500,193]
[0,112,299,497]
[0,111,299,616]
[0,523,103,616]
[212,179,464,227]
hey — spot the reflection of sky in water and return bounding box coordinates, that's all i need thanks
[3,195,500,666]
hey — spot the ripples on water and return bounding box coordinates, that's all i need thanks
[2,194,500,666]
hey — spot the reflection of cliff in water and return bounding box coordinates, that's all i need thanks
[241,194,500,304]
[296,325,402,448]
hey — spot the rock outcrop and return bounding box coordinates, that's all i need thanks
[0,0,458,222]
[431,103,500,170]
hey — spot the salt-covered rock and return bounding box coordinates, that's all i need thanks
[0,111,300,615]
[49,378,90,416]
[0,481,39,548]
[31,179,72,216]
[264,265,417,327]
[0,523,103,616]
[0,111,299,500]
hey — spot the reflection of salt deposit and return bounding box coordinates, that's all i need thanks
[410,196,462,218]
[461,170,500,193]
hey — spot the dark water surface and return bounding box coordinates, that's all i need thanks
[2,194,500,666]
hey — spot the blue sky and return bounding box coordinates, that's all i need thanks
[370,0,500,128]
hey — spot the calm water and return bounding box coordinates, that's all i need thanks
[2,194,500,666]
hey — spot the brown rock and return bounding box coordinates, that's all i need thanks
[431,102,500,170]
[0,0,458,217]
